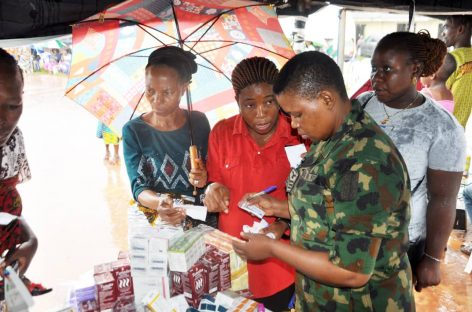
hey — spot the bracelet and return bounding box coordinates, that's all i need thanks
[275,217,291,229]
[424,252,442,263]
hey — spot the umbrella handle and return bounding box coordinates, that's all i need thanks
[189,145,199,169]
[189,145,199,196]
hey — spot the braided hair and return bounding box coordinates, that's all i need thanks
[375,31,447,77]
[0,48,23,81]
[231,57,279,97]
[146,46,197,83]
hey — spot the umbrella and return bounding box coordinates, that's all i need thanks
[65,0,294,137]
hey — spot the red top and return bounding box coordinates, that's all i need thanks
[207,113,302,298]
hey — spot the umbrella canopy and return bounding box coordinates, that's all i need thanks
[65,0,294,136]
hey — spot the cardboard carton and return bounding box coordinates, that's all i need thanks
[182,262,208,308]
[94,272,116,311]
[210,250,231,291]
[201,254,220,295]
[168,229,206,273]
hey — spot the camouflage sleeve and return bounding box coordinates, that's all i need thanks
[328,158,405,275]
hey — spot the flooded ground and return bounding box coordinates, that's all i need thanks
[14,74,472,311]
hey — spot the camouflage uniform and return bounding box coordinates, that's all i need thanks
[287,100,414,311]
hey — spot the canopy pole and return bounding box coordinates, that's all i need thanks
[408,0,416,32]
[337,9,347,73]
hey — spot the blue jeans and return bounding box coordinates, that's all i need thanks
[464,184,472,224]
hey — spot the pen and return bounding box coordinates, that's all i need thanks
[288,292,296,309]
[247,185,277,201]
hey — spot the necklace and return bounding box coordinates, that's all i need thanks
[381,92,420,125]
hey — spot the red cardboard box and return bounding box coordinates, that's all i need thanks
[117,251,130,262]
[113,294,136,312]
[171,271,184,297]
[94,272,116,311]
[78,299,98,312]
[112,260,134,299]
[210,249,231,291]
[202,254,220,295]
[94,263,113,275]
[94,260,134,311]
[182,262,208,308]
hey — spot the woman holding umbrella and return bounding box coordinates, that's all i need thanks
[122,46,216,228]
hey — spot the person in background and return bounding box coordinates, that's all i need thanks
[122,46,216,228]
[0,48,51,298]
[359,31,466,292]
[441,15,472,128]
[233,51,414,311]
[420,57,454,113]
[461,184,472,255]
[204,57,305,311]
[96,121,120,165]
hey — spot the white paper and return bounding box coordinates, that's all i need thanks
[4,266,34,311]
[169,294,189,312]
[0,212,18,226]
[285,144,307,168]
[465,252,472,274]
[238,200,265,219]
[178,204,207,221]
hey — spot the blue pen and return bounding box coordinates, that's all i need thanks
[288,292,296,309]
[247,185,277,201]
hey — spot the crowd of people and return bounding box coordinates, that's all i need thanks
[1,13,471,312]
[6,46,71,75]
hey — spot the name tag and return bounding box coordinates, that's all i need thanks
[286,167,318,193]
[286,168,299,193]
[300,167,317,182]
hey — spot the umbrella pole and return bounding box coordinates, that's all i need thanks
[185,88,194,145]
[172,0,198,197]
[129,92,145,121]
[186,88,198,196]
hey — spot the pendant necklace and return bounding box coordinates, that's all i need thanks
[381,92,419,125]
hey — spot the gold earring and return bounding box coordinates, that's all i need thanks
[412,76,418,86]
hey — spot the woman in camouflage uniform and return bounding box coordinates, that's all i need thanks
[233,51,414,311]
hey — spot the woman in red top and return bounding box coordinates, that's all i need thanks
[204,57,305,311]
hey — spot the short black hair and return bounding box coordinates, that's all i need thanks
[447,15,472,31]
[146,46,197,83]
[273,51,348,100]
[0,48,23,81]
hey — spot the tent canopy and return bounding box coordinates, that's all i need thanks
[0,0,470,42]
[301,0,472,15]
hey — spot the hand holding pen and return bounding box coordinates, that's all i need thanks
[244,186,290,219]
[246,185,277,201]
[241,186,278,218]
